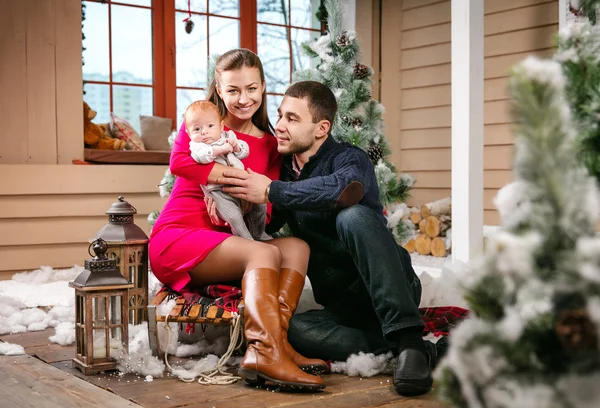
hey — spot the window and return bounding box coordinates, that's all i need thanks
[82,0,323,133]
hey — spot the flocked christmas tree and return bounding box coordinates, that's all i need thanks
[294,0,415,242]
[435,55,600,407]
[150,0,415,243]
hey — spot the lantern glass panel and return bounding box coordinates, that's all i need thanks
[129,264,136,284]
[110,295,122,324]
[77,325,86,355]
[93,297,107,325]
[76,294,85,324]
[93,328,108,359]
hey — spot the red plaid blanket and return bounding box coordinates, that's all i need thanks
[157,285,469,337]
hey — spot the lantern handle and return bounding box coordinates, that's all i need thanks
[88,238,107,257]
[118,196,137,212]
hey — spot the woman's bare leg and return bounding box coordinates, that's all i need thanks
[188,236,282,287]
[265,237,310,277]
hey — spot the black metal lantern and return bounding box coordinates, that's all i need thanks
[93,196,149,324]
[70,239,133,375]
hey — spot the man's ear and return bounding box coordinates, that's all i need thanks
[315,120,331,139]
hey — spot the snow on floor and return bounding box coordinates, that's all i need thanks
[0,256,470,379]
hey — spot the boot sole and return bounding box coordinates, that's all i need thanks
[393,378,433,396]
[300,364,330,375]
[238,368,325,391]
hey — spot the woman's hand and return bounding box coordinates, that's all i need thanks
[204,196,229,227]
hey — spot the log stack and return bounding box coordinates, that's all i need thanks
[402,197,451,257]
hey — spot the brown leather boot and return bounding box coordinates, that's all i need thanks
[279,268,330,375]
[238,268,325,391]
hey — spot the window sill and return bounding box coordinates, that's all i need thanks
[82,148,170,165]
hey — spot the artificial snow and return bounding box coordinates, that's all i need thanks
[0,257,463,379]
[0,342,25,356]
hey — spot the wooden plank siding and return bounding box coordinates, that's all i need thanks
[0,165,168,275]
[387,0,558,225]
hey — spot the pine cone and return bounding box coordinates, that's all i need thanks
[336,31,349,48]
[368,145,383,163]
[185,19,194,34]
[554,308,598,353]
[354,63,370,79]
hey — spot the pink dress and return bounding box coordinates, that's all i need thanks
[149,123,282,291]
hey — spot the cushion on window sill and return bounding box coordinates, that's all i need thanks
[83,148,170,165]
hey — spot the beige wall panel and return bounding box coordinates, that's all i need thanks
[484,145,514,170]
[484,188,500,210]
[402,64,450,89]
[485,48,554,79]
[485,25,557,57]
[484,210,500,225]
[484,100,511,125]
[402,106,450,130]
[402,128,451,149]
[0,193,166,219]
[0,216,152,247]
[402,85,450,110]
[2,165,168,195]
[407,188,452,207]
[485,0,555,15]
[401,148,450,171]
[55,0,84,164]
[0,243,89,272]
[485,170,513,188]
[401,43,450,69]
[485,77,510,101]
[485,2,557,36]
[402,23,450,49]
[26,0,57,164]
[0,0,28,164]
[403,0,445,10]
[411,171,451,188]
[402,1,450,30]
[485,123,514,145]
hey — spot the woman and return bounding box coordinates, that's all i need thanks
[149,49,326,390]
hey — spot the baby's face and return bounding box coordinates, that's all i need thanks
[186,109,224,144]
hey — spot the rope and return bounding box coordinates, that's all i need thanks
[162,312,244,385]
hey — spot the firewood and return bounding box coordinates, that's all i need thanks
[409,210,422,225]
[420,204,430,218]
[422,197,451,216]
[415,234,432,255]
[425,215,451,238]
[418,219,427,234]
[431,237,447,257]
[403,238,416,253]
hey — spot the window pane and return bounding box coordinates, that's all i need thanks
[209,17,240,57]
[257,0,288,25]
[291,28,320,73]
[113,85,153,133]
[175,0,207,13]
[177,89,206,127]
[83,83,111,125]
[267,93,283,129]
[117,0,151,6]
[291,0,321,28]
[209,0,239,17]
[176,13,208,88]
[258,24,291,94]
[111,5,153,85]
[82,1,109,81]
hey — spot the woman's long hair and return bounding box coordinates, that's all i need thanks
[207,49,274,135]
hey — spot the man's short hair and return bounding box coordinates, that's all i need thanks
[285,81,337,126]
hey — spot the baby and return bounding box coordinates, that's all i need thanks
[185,100,270,241]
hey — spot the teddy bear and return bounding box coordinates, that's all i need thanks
[83,101,126,150]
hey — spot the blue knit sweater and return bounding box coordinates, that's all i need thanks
[266,136,386,241]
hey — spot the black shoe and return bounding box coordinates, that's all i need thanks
[393,348,433,396]
[423,336,449,370]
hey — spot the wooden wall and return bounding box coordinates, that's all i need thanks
[380,0,558,225]
[0,0,168,277]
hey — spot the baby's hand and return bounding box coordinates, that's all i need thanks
[223,143,234,154]
[227,138,241,152]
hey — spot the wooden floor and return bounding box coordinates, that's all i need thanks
[0,329,449,408]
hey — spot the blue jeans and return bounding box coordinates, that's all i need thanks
[288,205,423,361]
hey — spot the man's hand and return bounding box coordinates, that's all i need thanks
[218,168,271,204]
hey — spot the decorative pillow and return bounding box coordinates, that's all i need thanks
[140,115,172,151]
[109,113,146,151]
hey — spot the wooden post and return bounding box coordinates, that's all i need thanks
[451,0,484,262]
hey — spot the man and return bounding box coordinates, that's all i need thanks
[217,81,437,396]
